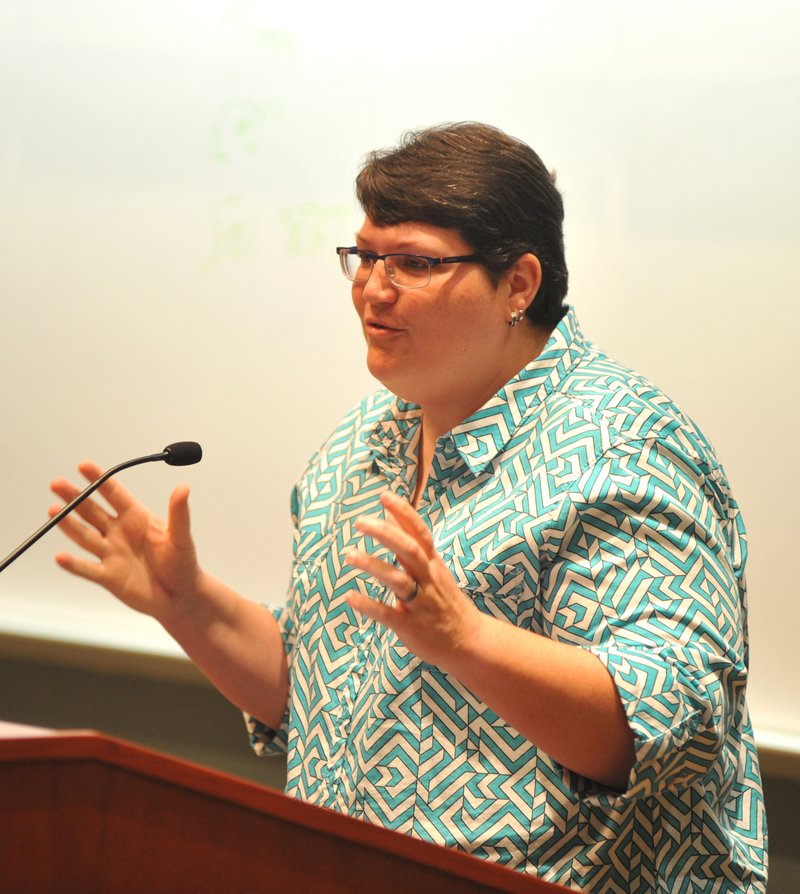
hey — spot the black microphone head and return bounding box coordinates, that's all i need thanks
[163,442,203,466]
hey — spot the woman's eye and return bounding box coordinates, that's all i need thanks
[398,256,429,272]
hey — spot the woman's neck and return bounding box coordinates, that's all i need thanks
[411,322,552,508]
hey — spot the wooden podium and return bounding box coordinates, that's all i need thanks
[0,722,568,893]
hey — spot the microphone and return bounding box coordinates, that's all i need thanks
[0,441,203,574]
[162,441,203,466]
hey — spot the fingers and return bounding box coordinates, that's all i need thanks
[49,498,108,582]
[355,494,428,566]
[50,475,113,535]
[167,485,194,551]
[76,461,136,515]
[345,547,417,599]
[48,503,108,558]
[49,458,144,530]
[346,491,482,667]
[354,516,425,583]
[347,490,430,608]
[346,588,398,625]
[381,491,435,555]
[53,548,106,584]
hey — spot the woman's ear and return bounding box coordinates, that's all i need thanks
[503,253,542,315]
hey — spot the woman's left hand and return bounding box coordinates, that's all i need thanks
[346,490,636,789]
[345,490,483,667]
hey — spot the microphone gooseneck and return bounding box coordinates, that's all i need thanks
[0,442,203,573]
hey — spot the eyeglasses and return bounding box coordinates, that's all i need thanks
[336,246,483,290]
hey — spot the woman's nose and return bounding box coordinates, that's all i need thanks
[360,259,398,303]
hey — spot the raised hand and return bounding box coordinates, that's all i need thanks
[344,489,483,669]
[49,461,200,622]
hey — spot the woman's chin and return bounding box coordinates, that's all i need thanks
[366,359,421,404]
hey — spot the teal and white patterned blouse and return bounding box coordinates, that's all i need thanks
[248,308,767,892]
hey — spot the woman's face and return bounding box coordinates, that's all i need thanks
[351,218,517,423]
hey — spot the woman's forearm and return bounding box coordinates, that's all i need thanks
[442,613,636,790]
[160,570,289,729]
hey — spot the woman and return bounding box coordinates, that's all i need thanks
[50,123,767,892]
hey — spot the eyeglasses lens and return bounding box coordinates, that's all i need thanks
[342,252,431,289]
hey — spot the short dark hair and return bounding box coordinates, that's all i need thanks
[355,122,568,327]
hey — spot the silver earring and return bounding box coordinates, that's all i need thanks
[508,310,521,328]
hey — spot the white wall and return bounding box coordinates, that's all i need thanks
[1,1,798,748]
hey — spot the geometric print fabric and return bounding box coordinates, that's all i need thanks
[247,309,767,892]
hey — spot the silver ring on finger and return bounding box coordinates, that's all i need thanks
[399,578,419,604]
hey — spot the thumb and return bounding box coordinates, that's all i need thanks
[167,485,194,550]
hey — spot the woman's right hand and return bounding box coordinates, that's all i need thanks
[49,461,200,623]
